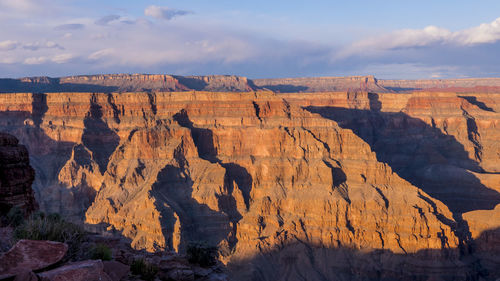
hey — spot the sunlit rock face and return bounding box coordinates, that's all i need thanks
[0,85,498,280]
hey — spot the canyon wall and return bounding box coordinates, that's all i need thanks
[0,89,498,280]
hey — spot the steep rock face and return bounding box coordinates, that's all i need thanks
[0,90,498,280]
[0,132,37,214]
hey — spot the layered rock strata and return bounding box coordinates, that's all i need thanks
[0,132,37,214]
[0,90,498,280]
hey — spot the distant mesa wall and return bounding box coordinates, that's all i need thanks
[0,74,258,93]
[254,75,390,93]
[254,76,500,93]
[4,73,500,94]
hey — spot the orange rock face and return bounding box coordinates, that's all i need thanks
[0,88,498,280]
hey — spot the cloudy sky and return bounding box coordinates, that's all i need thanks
[1,0,500,79]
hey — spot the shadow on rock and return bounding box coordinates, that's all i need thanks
[172,109,253,249]
[151,162,232,253]
[305,94,500,215]
[305,94,500,255]
[228,227,500,281]
[82,95,120,174]
[0,78,119,93]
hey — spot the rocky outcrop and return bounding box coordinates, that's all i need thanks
[38,260,113,281]
[0,132,37,215]
[0,240,67,279]
[0,88,498,280]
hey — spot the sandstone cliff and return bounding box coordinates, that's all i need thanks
[0,88,498,280]
[0,132,37,215]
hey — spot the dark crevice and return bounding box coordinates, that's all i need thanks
[282,99,292,119]
[252,101,263,122]
[459,96,495,112]
[31,93,48,127]
[305,103,500,215]
[82,95,120,174]
[106,93,121,124]
[322,160,349,204]
[173,109,253,251]
[374,186,389,209]
[303,127,331,153]
[461,107,483,162]
[147,92,158,115]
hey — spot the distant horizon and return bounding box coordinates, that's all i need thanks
[3,72,500,81]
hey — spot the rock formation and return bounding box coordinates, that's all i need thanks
[0,74,257,93]
[0,132,37,215]
[254,75,390,93]
[254,76,500,93]
[0,76,498,280]
[0,240,67,279]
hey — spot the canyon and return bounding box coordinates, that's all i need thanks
[0,74,498,280]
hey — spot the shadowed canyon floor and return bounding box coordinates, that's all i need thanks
[0,78,499,280]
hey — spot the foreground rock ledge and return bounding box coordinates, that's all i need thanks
[0,240,68,279]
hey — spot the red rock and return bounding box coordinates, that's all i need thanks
[0,240,67,279]
[38,260,112,281]
[102,261,129,281]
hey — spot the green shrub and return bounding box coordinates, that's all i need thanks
[91,243,112,261]
[131,258,158,281]
[14,212,86,259]
[186,241,218,267]
[6,206,25,227]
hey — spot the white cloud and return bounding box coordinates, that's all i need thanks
[0,1,499,79]
[336,17,500,59]
[24,56,49,65]
[88,48,114,60]
[0,40,20,51]
[52,53,74,63]
[456,17,500,45]
[23,41,64,51]
[144,5,191,20]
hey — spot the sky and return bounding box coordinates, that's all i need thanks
[1,0,500,79]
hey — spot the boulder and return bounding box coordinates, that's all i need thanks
[0,240,67,279]
[38,260,112,281]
